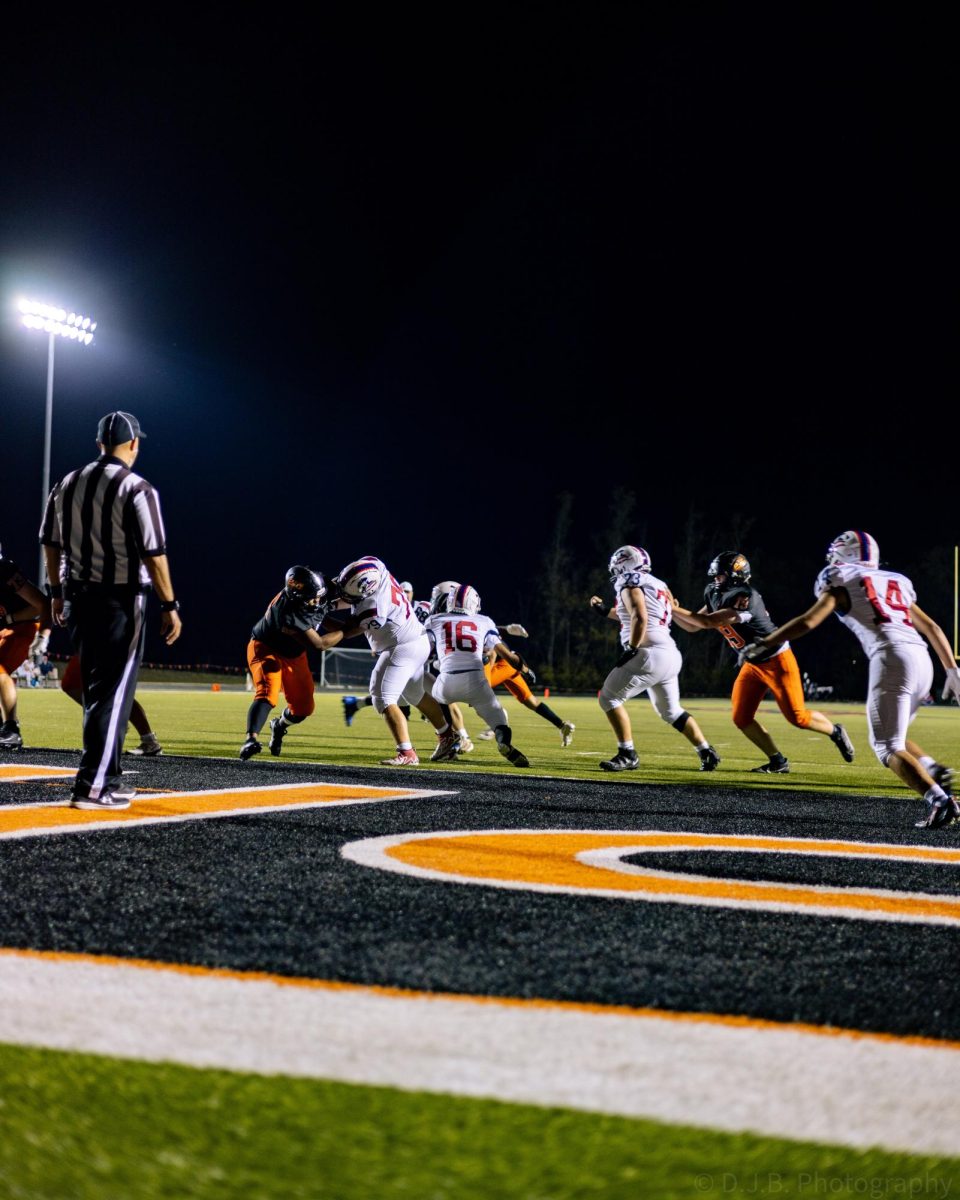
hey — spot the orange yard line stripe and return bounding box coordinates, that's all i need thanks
[0,764,76,782]
[0,782,451,838]
[2,946,959,1055]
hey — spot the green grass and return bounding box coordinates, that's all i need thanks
[12,688,958,799]
[1,1043,956,1200]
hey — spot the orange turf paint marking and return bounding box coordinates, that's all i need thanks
[339,830,960,927]
[0,782,451,842]
[0,764,75,783]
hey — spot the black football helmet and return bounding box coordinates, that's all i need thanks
[707,551,751,584]
[284,565,329,612]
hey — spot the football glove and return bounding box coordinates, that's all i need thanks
[615,646,640,669]
[30,630,51,657]
[503,623,528,638]
[590,596,608,617]
[517,658,537,685]
[942,666,960,704]
[738,642,766,666]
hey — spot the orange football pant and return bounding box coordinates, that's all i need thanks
[484,656,534,703]
[0,623,39,676]
[731,648,813,729]
[246,639,315,717]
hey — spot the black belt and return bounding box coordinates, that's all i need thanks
[449,667,483,674]
[65,580,148,599]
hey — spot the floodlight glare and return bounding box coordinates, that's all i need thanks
[15,293,100,582]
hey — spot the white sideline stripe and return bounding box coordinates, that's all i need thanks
[0,955,957,1155]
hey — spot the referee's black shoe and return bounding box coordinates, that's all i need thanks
[71,791,131,810]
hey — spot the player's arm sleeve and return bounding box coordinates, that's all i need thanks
[130,485,168,556]
[39,484,61,547]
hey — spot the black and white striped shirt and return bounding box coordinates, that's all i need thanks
[40,455,167,588]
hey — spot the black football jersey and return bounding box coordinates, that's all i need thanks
[250,591,322,658]
[0,557,27,621]
[703,582,780,664]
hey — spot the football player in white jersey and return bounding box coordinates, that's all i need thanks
[341,580,476,753]
[590,546,721,772]
[334,558,461,766]
[424,583,531,768]
[744,531,960,829]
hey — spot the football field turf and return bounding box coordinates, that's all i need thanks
[1,692,958,1197]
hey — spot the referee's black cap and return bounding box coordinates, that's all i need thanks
[96,411,147,445]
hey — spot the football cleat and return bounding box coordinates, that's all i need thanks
[381,749,419,766]
[497,742,530,768]
[915,796,960,830]
[127,734,162,756]
[268,718,287,757]
[0,721,23,750]
[830,724,855,763]
[457,736,475,754]
[431,729,461,762]
[752,756,790,774]
[239,736,262,761]
[478,729,495,740]
[342,696,359,727]
[494,726,529,768]
[560,721,576,748]
[698,744,721,772]
[71,791,131,811]
[600,749,639,772]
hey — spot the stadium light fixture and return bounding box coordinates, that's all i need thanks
[16,296,98,583]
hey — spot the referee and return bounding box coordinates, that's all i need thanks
[40,411,182,809]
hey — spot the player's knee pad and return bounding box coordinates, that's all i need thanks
[598,689,621,714]
[671,712,690,732]
[283,707,309,724]
[787,709,812,729]
[873,742,899,768]
[732,710,754,730]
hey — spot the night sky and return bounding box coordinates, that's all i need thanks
[1,7,955,670]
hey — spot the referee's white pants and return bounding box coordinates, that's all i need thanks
[599,642,685,724]
[433,670,507,731]
[866,643,934,766]
[369,634,432,714]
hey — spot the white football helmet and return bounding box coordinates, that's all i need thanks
[337,557,385,602]
[449,583,481,615]
[826,530,879,569]
[430,579,460,614]
[608,545,651,580]
[400,581,414,601]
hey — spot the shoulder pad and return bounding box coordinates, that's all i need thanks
[814,564,848,596]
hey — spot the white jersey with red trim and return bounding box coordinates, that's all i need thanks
[815,563,925,658]
[613,571,676,648]
[353,568,423,653]
[425,611,501,673]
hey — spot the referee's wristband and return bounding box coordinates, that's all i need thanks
[159,599,180,613]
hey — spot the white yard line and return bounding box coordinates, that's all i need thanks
[0,951,956,1156]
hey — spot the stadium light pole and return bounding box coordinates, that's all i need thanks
[16,298,98,584]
